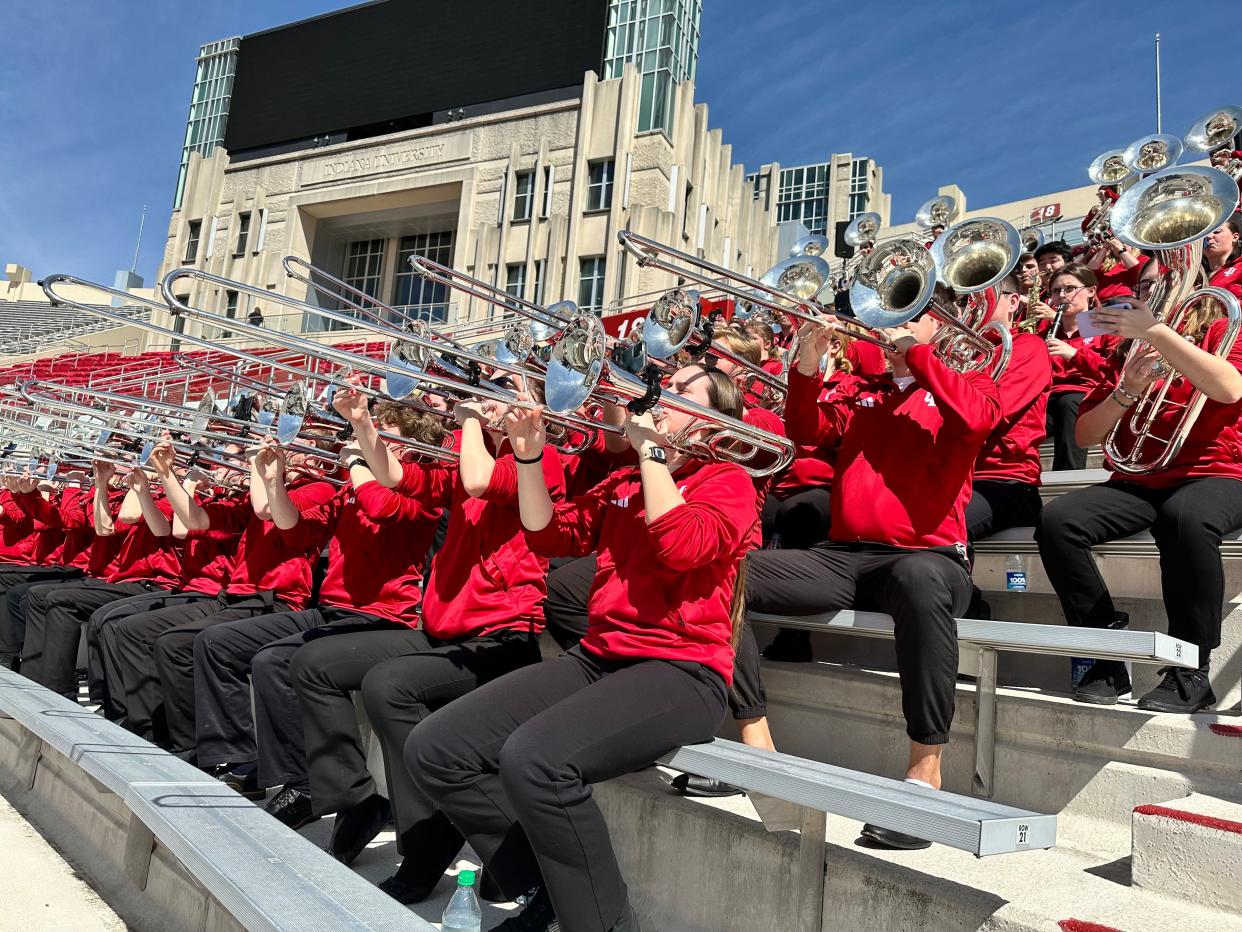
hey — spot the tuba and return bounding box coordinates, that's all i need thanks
[844,212,882,247]
[915,195,959,231]
[1122,133,1183,175]
[1184,105,1242,180]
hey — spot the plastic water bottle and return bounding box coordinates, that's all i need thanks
[442,869,482,932]
[1005,553,1028,592]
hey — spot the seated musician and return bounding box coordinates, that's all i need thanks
[1037,294,1242,711]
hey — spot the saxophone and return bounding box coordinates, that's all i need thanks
[1017,270,1043,333]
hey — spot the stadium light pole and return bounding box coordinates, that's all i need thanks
[1154,33,1162,133]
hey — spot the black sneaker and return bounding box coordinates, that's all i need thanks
[207,764,266,801]
[264,786,319,830]
[495,885,560,931]
[1137,667,1215,713]
[860,823,931,850]
[1073,660,1131,705]
[610,902,642,932]
[328,793,391,867]
[671,773,743,798]
[762,628,812,663]
[377,872,439,905]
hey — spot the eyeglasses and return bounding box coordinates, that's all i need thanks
[1048,285,1085,297]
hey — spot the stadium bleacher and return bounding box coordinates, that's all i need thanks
[0,300,152,357]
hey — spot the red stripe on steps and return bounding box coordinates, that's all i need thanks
[1058,921,1125,932]
[1133,804,1242,835]
[1208,723,1242,737]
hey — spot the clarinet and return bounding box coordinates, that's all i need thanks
[1046,302,1068,343]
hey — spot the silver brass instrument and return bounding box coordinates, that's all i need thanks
[1018,225,1044,253]
[915,195,958,231]
[1122,133,1184,175]
[1184,105,1242,180]
[1088,148,1133,186]
[1105,287,1242,473]
[789,234,830,258]
[844,212,882,247]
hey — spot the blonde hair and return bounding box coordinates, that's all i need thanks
[713,327,764,367]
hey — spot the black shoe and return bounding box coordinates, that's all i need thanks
[1073,659,1131,705]
[329,793,391,867]
[377,871,439,905]
[1137,666,1215,713]
[963,586,991,620]
[264,786,319,830]
[762,628,812,663]
[495,885,560,931]
[479,869,506,903]
[208,764,266,801]
[859,823,931,850]
[671,773,743,798]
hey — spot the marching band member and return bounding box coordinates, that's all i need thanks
[1038,264,1121,470]
[1205,217,1242,299]
[1037,295,1242,711]
[1033,241,1072,282]
[743,309,1001,850]
[407,364,757,932]
[103,438,334,755]
[1085,236,1148,302]
[20,463,182,698]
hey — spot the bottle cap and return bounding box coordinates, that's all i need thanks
[458,869,476,887]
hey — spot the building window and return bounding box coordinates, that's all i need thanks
[223,289,237,339]
[394,230,455,323]
[578,256,606,313]
[604,0,702,134]
[848,158,870,220]
[586,160,615,212]
[533,259,547,305]
[234,211,251,256]
[184,220,202,263]
[505,263,527,301]
[775,163,829,235]
[512,170,534,221]
[174,37,239,209]
[542,166,554,217]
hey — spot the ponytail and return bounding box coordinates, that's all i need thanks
[729,554,749,651]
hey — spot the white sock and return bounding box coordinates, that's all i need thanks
[904,778,935,790]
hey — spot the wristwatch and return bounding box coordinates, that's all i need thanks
[640,445,668,466]
[346,457,367,471]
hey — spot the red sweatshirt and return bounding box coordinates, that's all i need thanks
[973,332,1052,485]
[13,489,67,565]
[176,489,244,591]
[1039,318,1122,395]
[1209,256,1242,301]
[105,497,181,587]
[309,476,445,624]
[0,490,34,564]
[847,339,889,377]
[402,444,565,641]
[773,370,860,497]
[81,488,125,577]
[525,460,759,684]
[1095,254,1149,302]
[562,429,635,499]
[1087,317,1242,488]
[182,481,336,608]
[788,344,1002,550]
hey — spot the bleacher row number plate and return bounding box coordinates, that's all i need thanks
[1017,823,1030,846]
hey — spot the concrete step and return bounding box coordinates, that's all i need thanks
[1131,793,1242,916]
[754,660,1242,860]
[598,768,1242,932]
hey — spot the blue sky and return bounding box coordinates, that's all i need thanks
[0,1,1234,286]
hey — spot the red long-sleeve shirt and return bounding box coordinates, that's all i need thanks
[0,490,34,564]
[847,339,888,377]
[176,489,244,591]
[308,476,445,624]
[1040,317,1122,395]
[788,344,1002,550]
[1087,317,1242,488]
[773,370,859,497]
[182,481,336,608]
[561,429,635,499]
[80,487,125,577]
[525,460,759,684]
[1208,256,1242,301]
[1095,254,1150,302]
[402,445,565,642]
[973,332,1052,485]
[13,489,67,565]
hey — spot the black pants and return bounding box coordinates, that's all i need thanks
[1046,391,1088,470]
[194,607,378,789]
[298,629,539,857]
[543,554,767,719]
[761,487,832,549]
[1037,477,1242,653]
[21,578,158,696]
[407,645,727,932]
[746,542,971,744]
[111,592,284,751]
[90,590,216,720]
[0,566,82,665]
[965,480,1043,543]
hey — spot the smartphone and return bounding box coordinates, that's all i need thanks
[1080,302,1129,339]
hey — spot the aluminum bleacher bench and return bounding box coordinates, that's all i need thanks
[1038,468,1110,497]
[0,668,432,932]
[659,738,1056,932]
[974,525,1242,558]
[747,609,1196,798]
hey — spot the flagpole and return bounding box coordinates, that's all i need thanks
[1154,33,1162,133]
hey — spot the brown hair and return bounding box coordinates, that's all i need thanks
[713,327,764,367]
[373,400,450,447]
[1049,262,1098,291]
[694,364,748,647]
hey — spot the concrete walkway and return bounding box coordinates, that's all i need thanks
[0,794,126,932]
